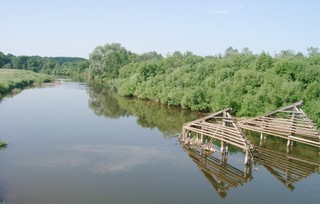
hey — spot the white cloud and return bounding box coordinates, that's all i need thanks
[209,2,245,15]
[211,7,234,14]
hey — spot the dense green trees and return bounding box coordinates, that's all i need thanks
[89,43,133,79]
[1,44,319,127]
[88,43,320,127]
[0,53,88,75]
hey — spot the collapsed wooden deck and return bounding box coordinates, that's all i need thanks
[238,101,320,147]
[180,101,320,165]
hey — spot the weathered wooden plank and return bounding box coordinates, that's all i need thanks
[184,126,247,147]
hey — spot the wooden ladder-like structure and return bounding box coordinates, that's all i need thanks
[180,108,253,164]
[238,101,320,147]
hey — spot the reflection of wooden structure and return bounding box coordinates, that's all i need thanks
[253,146,319,190]
[239,101,320,147]
[180,108,253,164]
[181,145,252,198]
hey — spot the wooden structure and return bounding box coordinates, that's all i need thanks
[180,108,253,164]
[238,101,320,147]
[253,146,320,190]
[181,145,252,198]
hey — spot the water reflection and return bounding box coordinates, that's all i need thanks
[247,131,320,191]
[87,83,201,137]
[87,84,320,197]
[17,144,181,174]
[181,133,320,197]
[253,146,320,191]
[181,144,252,198]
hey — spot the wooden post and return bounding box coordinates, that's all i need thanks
[244,163,252,181]
[287,110,296,147]
[201,124,204,143]
[244,150,250,164]
[221,141,225,153]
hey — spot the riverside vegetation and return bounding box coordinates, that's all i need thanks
[1,44,319,127]
[0,69,53,98]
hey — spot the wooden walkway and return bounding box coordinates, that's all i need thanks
[238,101,320,147]
[180,108,253,164]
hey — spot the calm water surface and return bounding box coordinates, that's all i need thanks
[0,80,319,204]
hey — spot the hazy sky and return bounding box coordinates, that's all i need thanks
[1,0,319,58]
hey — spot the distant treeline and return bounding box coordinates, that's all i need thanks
[88,43,320,127]
[0,52,88,75]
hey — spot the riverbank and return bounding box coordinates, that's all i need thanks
[0,69,53,98]
[0,140,7,148]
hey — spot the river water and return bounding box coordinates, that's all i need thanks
[0,80,319,204]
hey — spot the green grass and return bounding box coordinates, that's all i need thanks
[0,140,7,148]
[0,69,53,97]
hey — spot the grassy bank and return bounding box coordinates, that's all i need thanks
[0,140,7,148]
[0,69,53,98]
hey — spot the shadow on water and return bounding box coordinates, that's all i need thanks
[87,82,202,137]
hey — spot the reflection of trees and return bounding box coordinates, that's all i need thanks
[181,145,253,198]
[87,82,201,137]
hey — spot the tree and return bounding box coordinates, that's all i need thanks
[256,52,273,71]
[307,47,319,56]
[0,52,10,68]
[89,43,131,79]
[224,46,239,58]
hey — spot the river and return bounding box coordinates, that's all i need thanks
[0,80,319,204]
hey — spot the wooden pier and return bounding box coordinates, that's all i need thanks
[238,101,320,148]
[180,108,253,164]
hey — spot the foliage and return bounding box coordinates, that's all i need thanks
[89,43,133,80]
[88,44,320,127]
[0,140,7,148]
[0,52,88,75]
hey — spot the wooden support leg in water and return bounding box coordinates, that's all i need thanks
[221,141,225,153]
[287,111,296,147]
[260,133,265,146]
[244,150,250,165]
[244,163,252,181]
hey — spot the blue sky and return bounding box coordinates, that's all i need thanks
[0,0,319,58]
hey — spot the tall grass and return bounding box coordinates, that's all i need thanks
[0,69,53,97]
[0,140,7,148]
